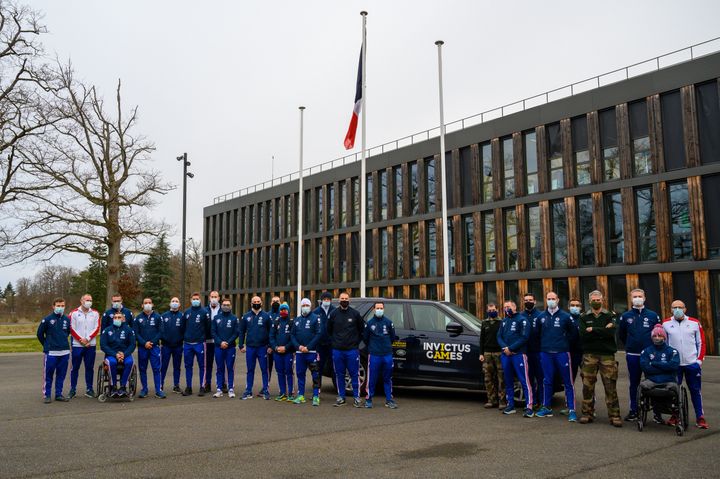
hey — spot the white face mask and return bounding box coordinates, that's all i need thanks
[113,319,122,327]
[210,298,219,307]
[546,299,558,309]
[632,297,645,307]
[83,301,92,309]
[673,308,684,320]
[112,302,122,310]
[143,303,153,313]
[170,301,180,310]
[322,301,331,308]
[301,306,311,315]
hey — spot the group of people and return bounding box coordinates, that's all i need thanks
[36,291,398,409]
[479,289,708,429]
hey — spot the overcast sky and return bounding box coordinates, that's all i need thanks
[2,0,719,285]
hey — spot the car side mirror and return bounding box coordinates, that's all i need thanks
[446,321,463,335]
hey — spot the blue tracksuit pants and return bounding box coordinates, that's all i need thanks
[245,346,269,393]
[105,355,134,387]
[332,349,360,399]
[367,354,393,402]
[183,342,206,389]
[161,345,183,388]
[273,352,294,396]
[205,342,215,388]
[138,345,162,394]
[214,346,236,391]
[540,351,575,409]
[626,354,642,413]
[526,351,543,406]
[296,351,320,398]
[42,353,69,398]
[501,353,533,409]
[70,346,96,391]
[678,363,704,420]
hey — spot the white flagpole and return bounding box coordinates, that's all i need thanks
[436,40,450,303]
[297,106,305,315]
[360,11,367,299]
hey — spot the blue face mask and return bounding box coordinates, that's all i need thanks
[375,309,384,318]
[569,306,581,315]
[113,319,122,327]
[191,299,201,308]
[54,307,65,315]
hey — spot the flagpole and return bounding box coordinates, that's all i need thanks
[360,10,368,299]
[436,40,450,303]
[297,106,305,315]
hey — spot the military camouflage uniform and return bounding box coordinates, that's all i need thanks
[578,309,620,421]
[479,315,505,407]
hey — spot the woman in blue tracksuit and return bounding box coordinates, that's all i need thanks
[269,303,295,401]
[211,297,239,398]
[497,300,534,417]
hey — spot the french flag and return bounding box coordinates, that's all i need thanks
[344,47,363,150]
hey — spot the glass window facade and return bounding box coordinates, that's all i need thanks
[394,166,403,218]
[547,123,563,190]
[460,146,474,206]
[427,220,437,276]
[463,214,475,274]
[577,196,595,266]
[483,212,496,272]
[410,161,419,215]
[481,143,493,202]
[524,131,538,194]
[426,158,436,213]
[605,191,624,264]
[552,200,567,268]
[502,137,514,198]
[669,182,692,260]
[636,187,657,262]
[505,208,518,271]
[528,204,541,270]
[629,100,651,175]
[572,115,591,186]
[661,90,686,171]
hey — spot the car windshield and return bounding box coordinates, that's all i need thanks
[443,303,482,333]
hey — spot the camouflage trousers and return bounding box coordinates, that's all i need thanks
[581,354,620,419]
[483,352,505,405]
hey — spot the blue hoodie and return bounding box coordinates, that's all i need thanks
[290,312,322,352]
[36,312,71,353]
[239,309,271,348]
[618,308,660,355]
[133,311,162,345]
[100,323,136,357]
[519,308,542,353]
[211,311,240,347]
[640,342,680,383]
[497,314,530,354]
[363,316,396,356]
[539,308,575,353]
[269,315,295,352]
[182,306,210,343]
[160,310,185,347]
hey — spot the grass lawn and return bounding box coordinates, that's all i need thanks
[0,338,43,353]
[0,323,38,336]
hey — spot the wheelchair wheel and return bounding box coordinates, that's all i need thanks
[680,386,689,431]
[127,364,138,401]
[97,393,107,403]
[636,385,646,432]
[96,363,108,402]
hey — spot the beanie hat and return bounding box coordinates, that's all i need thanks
[651,324,667,339]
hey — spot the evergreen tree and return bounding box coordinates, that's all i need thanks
[69,253,108,312]
[4,282,16,312]
[141,234,172,309]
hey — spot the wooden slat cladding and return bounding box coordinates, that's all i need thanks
[496,280,505,306]
[561,118,574,189]
[568,277,580,302]
[648,94,665,173]
[387,167,396,219]
[694,270,715,355]
[436,217,445,278]
[473,211,483,273]
[626,274,639,307]
[516,204,528,271]
[616,103,633,180]
[513,132,526,197]
[687,176,707,260]
[596,275,609,304]
[542,278,554,300]
[491,138,502,201]
[591,192,607,267]
[418,220,427,278]
[587,111,602,184]
[476,281,485,318]
[621,187,638,265]
[401,163,410,217]
[659,272,673,318]
[565,196,579,268]
[681,85,701,168]
[654,182,671,263]
[434,153,444,211]
[539,201,552,270]
[536,125,549,193]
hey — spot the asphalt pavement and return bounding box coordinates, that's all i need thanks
[1,352,719,478]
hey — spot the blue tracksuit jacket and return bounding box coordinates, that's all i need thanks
[313,304,337,346]
[619,308,660,354]
[100,324,136,357]
[102,307,134,330]
[520,308,542,353]
[182,306,210,343]
[269,316,295,352]
[239,310,271,348]
[290,313,322,351]
[211,311,240,347]
[497,314,530,354]
[363,316,396,356]
[134,311,162,345]
[640,342,680,383]
[160,310,185,347]
[539,308,575,353]
[36,312,71,352]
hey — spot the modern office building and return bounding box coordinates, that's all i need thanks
[204,43,720,354]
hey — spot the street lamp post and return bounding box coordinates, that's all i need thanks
[177,152,194,308]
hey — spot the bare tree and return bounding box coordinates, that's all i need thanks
[4,63,174,306]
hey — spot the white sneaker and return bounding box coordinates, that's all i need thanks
[228,389,236,399]
[213,390,223,398]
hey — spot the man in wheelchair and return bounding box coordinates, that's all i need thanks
[639,325,680,425]
[100,311,137,398]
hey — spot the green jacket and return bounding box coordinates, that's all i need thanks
[578,309,617,355]
[479,317,502,355]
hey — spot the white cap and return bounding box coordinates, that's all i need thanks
[300,298,311,306]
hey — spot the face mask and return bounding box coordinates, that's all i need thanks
[83,301,92,309]
[272,302,280,312]
[375,309,384,318]
[221,305,231,313]
[210,298,219,307]
[546,299,558,309]
[280,310,289,318]
[143,304,153,313]
[673,308,684,320]
[301,306,311,315]
[322,301,331,308]
[524,301,535,311]
[569,306,581,315]
[252,303,262,311]
[488,311,498,319]
[632,297,644,308]
[170,301,180,310]
[112,302,122,310]
[191,299,201,308]
[113,319,122,327]
[339,300,350,309]
[652,337,665,346]
[505,308,514,317]
[54,307,65,315]
[590,301,602,310]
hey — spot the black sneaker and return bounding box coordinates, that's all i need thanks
[172,386,182,394]
[111,389,120,398]
[43,396,52,404]
[198,388,205,397]
[353,397,363,408]
[624,411,638,422]
[118,388,127,397]
[334,397,347,407]
[182,387,193,396]
[55,395,70,402]
[653,413,665,425]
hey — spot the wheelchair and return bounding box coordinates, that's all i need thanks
[96,359,138,402]
[636,381,689,436]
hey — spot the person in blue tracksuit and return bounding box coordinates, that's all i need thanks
[182,292,210,396]
[266,295,282,382]
[101,293,134,331]
[497,300,534,417]
[37,298,72,403]
[204,290,222,394]
[639,325,680,424]
[536,292,577,421]
[290,298,322,405]
[211,297,239,398]
[160,297,185,394]
[618,288,660,421]
[100,310,136,397]
[313,291,336,390]
[363,301,398,409]
[239,296,272,400]
[269,302,295,401]
[519,293,543,410]
[133,298,165,399]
